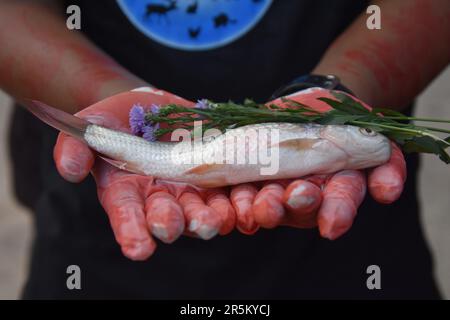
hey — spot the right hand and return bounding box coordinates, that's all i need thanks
[230,88,407,239]
[54,88,236,260]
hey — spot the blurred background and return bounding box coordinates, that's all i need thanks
[0,68,449,299]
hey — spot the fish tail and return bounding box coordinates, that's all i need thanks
[19,99,90,140]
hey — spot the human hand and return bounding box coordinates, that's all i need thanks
[53,88,236,260]
[229,88,407,239]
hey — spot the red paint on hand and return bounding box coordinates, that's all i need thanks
[318,170,366,240]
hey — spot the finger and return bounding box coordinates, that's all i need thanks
[205,189,236,236]
[145,191,185,244]
[267,88,336,112]
[53,106,124,183]
[252,183,285,229]
[318,170,366,240]
[96,173,156,261]
[54,133,95,183]
[368,143,406,204]
[304,174,330,187]
[282,179,322,228]
[178,192,221,240]
[230,184,259,234]
[77,89,194,126]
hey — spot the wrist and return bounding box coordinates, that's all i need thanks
[94,75,149,104]
[312,62,378,106]
[270,74,354,100]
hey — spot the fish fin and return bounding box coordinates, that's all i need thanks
[19,99,90,140]
[186,163,225,175]
[274,138,320,150]
[194,177,229,188]
[98,155,147,175]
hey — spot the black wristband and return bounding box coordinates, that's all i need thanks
[270,74,354,100]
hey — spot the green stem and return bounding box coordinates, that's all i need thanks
[350,120,423,135]
[384,116,450,123]
[381,122,450,134]
[351,120,450,146]
[416,126,450,134]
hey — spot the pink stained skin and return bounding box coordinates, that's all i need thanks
[0,1,146,113]
[313,0,450,109]
[53,89,233,260]
[145,191,185,244]
[318,170,366,240]
[230,184,260,234]
[368,143,406,204]
[282,179,322,229]
[252,183,285,229]
[204,189,237,236]
[53,88,408,259]
[178,192,222,240]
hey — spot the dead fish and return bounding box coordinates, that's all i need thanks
[21,100,391,188]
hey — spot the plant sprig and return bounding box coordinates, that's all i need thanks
[144,91,450,164]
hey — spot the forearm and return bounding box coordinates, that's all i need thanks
[0,1,146,113]
[313,0,450,109]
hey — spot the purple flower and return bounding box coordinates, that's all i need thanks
[195,99,210,110]
[142,123,160,142]
[150,103,160,115]
[129,104,146,134]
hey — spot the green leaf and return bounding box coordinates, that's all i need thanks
[403,136,442,154]
[383,131,417,145]
[330,91,370,114]
[134,98,450,165]
[316,112,361,125]
[318,97,368,115]
[281,98,315,110]
[371,107,406,117]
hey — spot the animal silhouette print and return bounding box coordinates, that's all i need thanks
[145,0,177,21]
[213,13,237,28]
[186,1,198,14]
[188,26,201,38]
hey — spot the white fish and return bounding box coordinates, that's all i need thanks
[22,100,391,188]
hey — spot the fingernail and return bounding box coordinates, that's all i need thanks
[150,222,183,244]
[131,86,160,94]
[286,183,318,209]
[188,219,219,240]
[60,157,83,183]
[286,194,316,209]
[122,239,156,261]
[318,202,354,240]
[150,223,170,242]
[370,180,403,204]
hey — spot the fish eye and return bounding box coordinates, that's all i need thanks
[359,127,377,137]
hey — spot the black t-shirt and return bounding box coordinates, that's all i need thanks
[9,0,439,299]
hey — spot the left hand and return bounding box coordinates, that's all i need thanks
[230,88,407,239]
[53,88,236,260]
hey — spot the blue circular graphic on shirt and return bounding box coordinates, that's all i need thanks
[117,0,272,51]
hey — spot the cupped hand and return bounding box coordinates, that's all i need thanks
[54,87,407,261]
[230,88,407,239]
[54,88,236,260]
